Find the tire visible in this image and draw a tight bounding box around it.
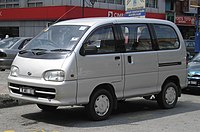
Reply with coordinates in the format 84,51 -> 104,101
156,82 -> 178,109
0,69 -> 5,71
86,89 -> 114,121
37,104 -> 58,111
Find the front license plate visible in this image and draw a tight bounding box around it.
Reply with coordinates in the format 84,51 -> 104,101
20,88 -> 35,95
189,81 -> 197,85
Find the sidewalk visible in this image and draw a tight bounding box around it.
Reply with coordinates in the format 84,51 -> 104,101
0,72 -> 28,108
0,83 -> 18,108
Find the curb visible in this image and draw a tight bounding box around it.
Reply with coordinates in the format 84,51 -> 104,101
0,94 -> 30,108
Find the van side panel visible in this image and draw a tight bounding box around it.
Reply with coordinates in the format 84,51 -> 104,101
155,24 -> 187,90
123,52 -> 159,97
76,54 -> 124,104
157,50 -> 187,89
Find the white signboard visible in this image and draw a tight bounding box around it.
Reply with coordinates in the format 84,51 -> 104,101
125,0 -> 146,11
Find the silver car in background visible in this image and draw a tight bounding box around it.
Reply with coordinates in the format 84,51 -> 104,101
0,37 -> 32,71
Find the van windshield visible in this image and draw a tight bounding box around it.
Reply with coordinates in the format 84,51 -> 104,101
24,25 -> 89,51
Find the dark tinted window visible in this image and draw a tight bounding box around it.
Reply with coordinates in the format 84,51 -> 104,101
84,26 -> 116,54
120,24 -> 153,52
154,24 -> 179,50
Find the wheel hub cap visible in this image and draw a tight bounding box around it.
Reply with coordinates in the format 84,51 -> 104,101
165,87 -> 176,105
94,95 -> 110,116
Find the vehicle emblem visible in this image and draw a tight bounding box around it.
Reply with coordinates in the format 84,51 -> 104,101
27,72 -> 32,76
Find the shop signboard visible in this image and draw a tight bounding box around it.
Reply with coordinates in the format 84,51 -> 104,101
176,16 -> 196,26
125,0 -> 146,18
0,6 -> 125,21
124,9 -> 145,17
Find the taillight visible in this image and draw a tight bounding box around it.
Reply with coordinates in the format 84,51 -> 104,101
0,52 -> 7,58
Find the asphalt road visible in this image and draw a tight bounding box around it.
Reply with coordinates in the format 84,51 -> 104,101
1,90 -> 200,132
0,70 -> 9,94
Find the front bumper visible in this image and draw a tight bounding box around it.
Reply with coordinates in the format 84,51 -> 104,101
187,77 -> 200,88
8,75 -> 77,106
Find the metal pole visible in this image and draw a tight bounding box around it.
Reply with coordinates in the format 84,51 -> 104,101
195,7 -> 200,52
82,0 -> 85,18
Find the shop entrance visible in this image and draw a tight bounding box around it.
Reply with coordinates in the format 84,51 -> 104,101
178,26 -> 195,39
0,27 -> 19,40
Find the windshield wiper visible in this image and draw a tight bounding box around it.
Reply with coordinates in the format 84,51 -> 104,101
31,48 -> 48,51
50,49 -> 71,52
31,48 -> 48,55
19,50 -> 28,54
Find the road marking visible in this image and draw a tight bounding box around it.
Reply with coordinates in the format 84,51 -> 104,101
4,130 -> 15,132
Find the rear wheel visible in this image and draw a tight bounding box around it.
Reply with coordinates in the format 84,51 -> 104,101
37,104 -> 58,111
156,82 -> 178,109
86,89 -> 114,121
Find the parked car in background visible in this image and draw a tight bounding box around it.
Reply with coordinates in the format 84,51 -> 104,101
0,37 -> 32,71
184,39 -> 196,60
187,53 -> 200,89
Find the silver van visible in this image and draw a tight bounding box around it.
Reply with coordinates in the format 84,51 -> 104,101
8,17 -> 187,121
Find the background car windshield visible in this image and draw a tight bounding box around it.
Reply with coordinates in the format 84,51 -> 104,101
192,54 -> 200,62
0,38 -> 20,49
24,25 -> 89,51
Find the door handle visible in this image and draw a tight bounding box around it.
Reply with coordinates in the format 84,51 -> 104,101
128,56 -> 132,63
115,56 -> 120,60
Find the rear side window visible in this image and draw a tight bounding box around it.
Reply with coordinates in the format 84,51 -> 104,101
120,24 -> 153,52
154,24 -> 180,50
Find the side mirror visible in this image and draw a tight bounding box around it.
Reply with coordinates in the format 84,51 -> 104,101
80,45 -> 98,56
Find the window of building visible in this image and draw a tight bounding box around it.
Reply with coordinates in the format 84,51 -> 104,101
107,0 -> 114,4
27,3 -> 34,7
0,0 -> 5,3
146,0 -> 158,8
6,4 -> 12,8
96,0 -> 124,5
13,3 -> 18,7
97,0 -> 106,3
115,0 -> 123,4
154,24 -> 179,50
0,4 -> 5,8
165,0 -> 174,11
27,0 -> 43,7
0,0 -> 19,8
120,24 -> 153,52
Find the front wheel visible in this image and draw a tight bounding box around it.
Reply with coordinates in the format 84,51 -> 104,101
156,82 -> 178,109
37,104 -> 58,111
86,89 -> 114,121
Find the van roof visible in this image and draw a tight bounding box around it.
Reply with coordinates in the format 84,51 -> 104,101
54,17 -> 175,27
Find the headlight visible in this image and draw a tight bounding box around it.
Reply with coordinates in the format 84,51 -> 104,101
44,70 -> 65,82
10,66 -> 19,77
